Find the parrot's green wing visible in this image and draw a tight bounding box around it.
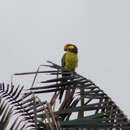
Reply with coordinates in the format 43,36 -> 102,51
61,53 -> 66,67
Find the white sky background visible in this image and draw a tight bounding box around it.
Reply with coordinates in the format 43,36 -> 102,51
0,0 -> 130,123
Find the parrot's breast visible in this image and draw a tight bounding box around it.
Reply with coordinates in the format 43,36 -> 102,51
65,52 -> 78,71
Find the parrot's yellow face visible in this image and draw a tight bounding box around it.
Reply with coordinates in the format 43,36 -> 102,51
64,44 -> 78,54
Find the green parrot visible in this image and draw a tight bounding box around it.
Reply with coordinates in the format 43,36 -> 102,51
59,44 -> 78,102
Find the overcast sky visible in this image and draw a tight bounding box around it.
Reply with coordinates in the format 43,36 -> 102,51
0,0 -> 130,120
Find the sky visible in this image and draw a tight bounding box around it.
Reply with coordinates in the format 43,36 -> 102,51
0,0 -> 130,122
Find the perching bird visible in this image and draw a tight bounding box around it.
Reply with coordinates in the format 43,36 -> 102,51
59,44 -> 78,102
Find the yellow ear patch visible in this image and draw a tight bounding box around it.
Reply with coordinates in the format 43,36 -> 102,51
68,45 -> 74,49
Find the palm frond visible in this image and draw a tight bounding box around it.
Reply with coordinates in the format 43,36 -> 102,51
25,61 -> 130,129
0,83 -> 47,130
0,100 -> 12,130
1,61 -> 127,129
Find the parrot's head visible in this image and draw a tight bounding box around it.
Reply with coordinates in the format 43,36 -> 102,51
64,44 -> 78,54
